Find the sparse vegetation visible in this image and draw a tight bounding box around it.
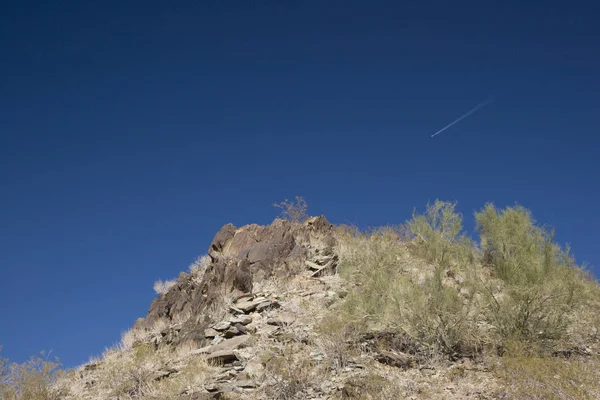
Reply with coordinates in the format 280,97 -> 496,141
273,196 -> 309,223
475,203 -> 589,347
495,340 -> 600,399
5,199 -> 599,399
0,347 -> 64,400
189,254 -> 211,275
329,199 -> 600,396
153,279 -> 177,295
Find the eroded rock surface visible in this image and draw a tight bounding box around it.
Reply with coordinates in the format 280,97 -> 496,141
134,216 -> 337,347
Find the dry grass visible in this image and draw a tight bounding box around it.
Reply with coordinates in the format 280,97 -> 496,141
120,318 -> 169,351
495,341 -> 600,399
153,279 -> 177,295
0,348 -> 64,400
58,340 -> 216,399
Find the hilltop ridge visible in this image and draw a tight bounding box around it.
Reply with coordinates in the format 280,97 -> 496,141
3,200 -> 600,399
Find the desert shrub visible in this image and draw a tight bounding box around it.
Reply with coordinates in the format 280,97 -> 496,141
189,254 -> 211,275
331,201 -> 597,358
401,272 -> 481,357
404,200 -> 476,268
262,344 -> 315,400
153,279 -> 177,295
476,204 -> 587,345
0,348 -> 64,400
273,196 -> 309,223
332,225 -> 481,358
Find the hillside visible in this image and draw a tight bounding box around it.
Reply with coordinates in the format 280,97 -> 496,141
2,201 -> 600,399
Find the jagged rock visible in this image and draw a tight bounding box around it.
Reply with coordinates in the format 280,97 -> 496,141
234,294 -> 253,303
232,380 -> 257,388
235,299 -> 266,313
232,323 -> 249,334
191,346 -> 212,355
223,326 -> 240,338
213,321 -> 231,331
267,312 -> 296,327
230,315 -> 252,325
204,328 -> 219,338
135,216 -> 336,347
206,349 -> 238,363
209,334 -> 251,353
256,300 -> 279,312
209,223 -> 237,256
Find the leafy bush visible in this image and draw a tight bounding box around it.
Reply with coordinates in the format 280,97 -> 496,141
273,196 -> 309,223
0,347 -> 63,400
330,200 -> 598,361
333,222 -> 481,358
404,200 -> 475,268
476,203 -> 586,345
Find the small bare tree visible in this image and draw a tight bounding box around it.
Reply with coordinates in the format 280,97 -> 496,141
273,196 -> 309,223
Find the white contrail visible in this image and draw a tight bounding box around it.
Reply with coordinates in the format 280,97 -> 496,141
430,98 -> 493,138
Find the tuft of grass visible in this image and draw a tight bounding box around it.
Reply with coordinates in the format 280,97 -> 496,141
153,279 -> 177,295
189,254 -> 211,276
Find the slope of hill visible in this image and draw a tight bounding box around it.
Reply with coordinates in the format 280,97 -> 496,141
2,201 -> 600,399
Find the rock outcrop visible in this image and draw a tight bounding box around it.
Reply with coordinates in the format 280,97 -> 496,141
134,216 -> 338,347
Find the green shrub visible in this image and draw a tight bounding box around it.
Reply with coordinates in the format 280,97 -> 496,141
404,200 -> 476,268
333,220 -> 481,358
475,204 -> 586,345
330,200 -> 598,361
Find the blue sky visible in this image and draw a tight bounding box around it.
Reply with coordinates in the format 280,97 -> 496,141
1,0 -> 599,368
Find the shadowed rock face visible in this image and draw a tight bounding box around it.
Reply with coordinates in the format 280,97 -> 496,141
134,216 -> 336,346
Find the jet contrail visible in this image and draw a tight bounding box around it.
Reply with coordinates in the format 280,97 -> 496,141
430,98 -> 493,138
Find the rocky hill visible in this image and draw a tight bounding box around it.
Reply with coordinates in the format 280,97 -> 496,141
4,201 -> 600,400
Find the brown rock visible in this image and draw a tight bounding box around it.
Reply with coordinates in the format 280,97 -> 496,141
209,223 -> 237,255
135,216 -> 336,347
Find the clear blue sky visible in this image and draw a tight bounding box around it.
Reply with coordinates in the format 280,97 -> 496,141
1,0 -> 598,368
